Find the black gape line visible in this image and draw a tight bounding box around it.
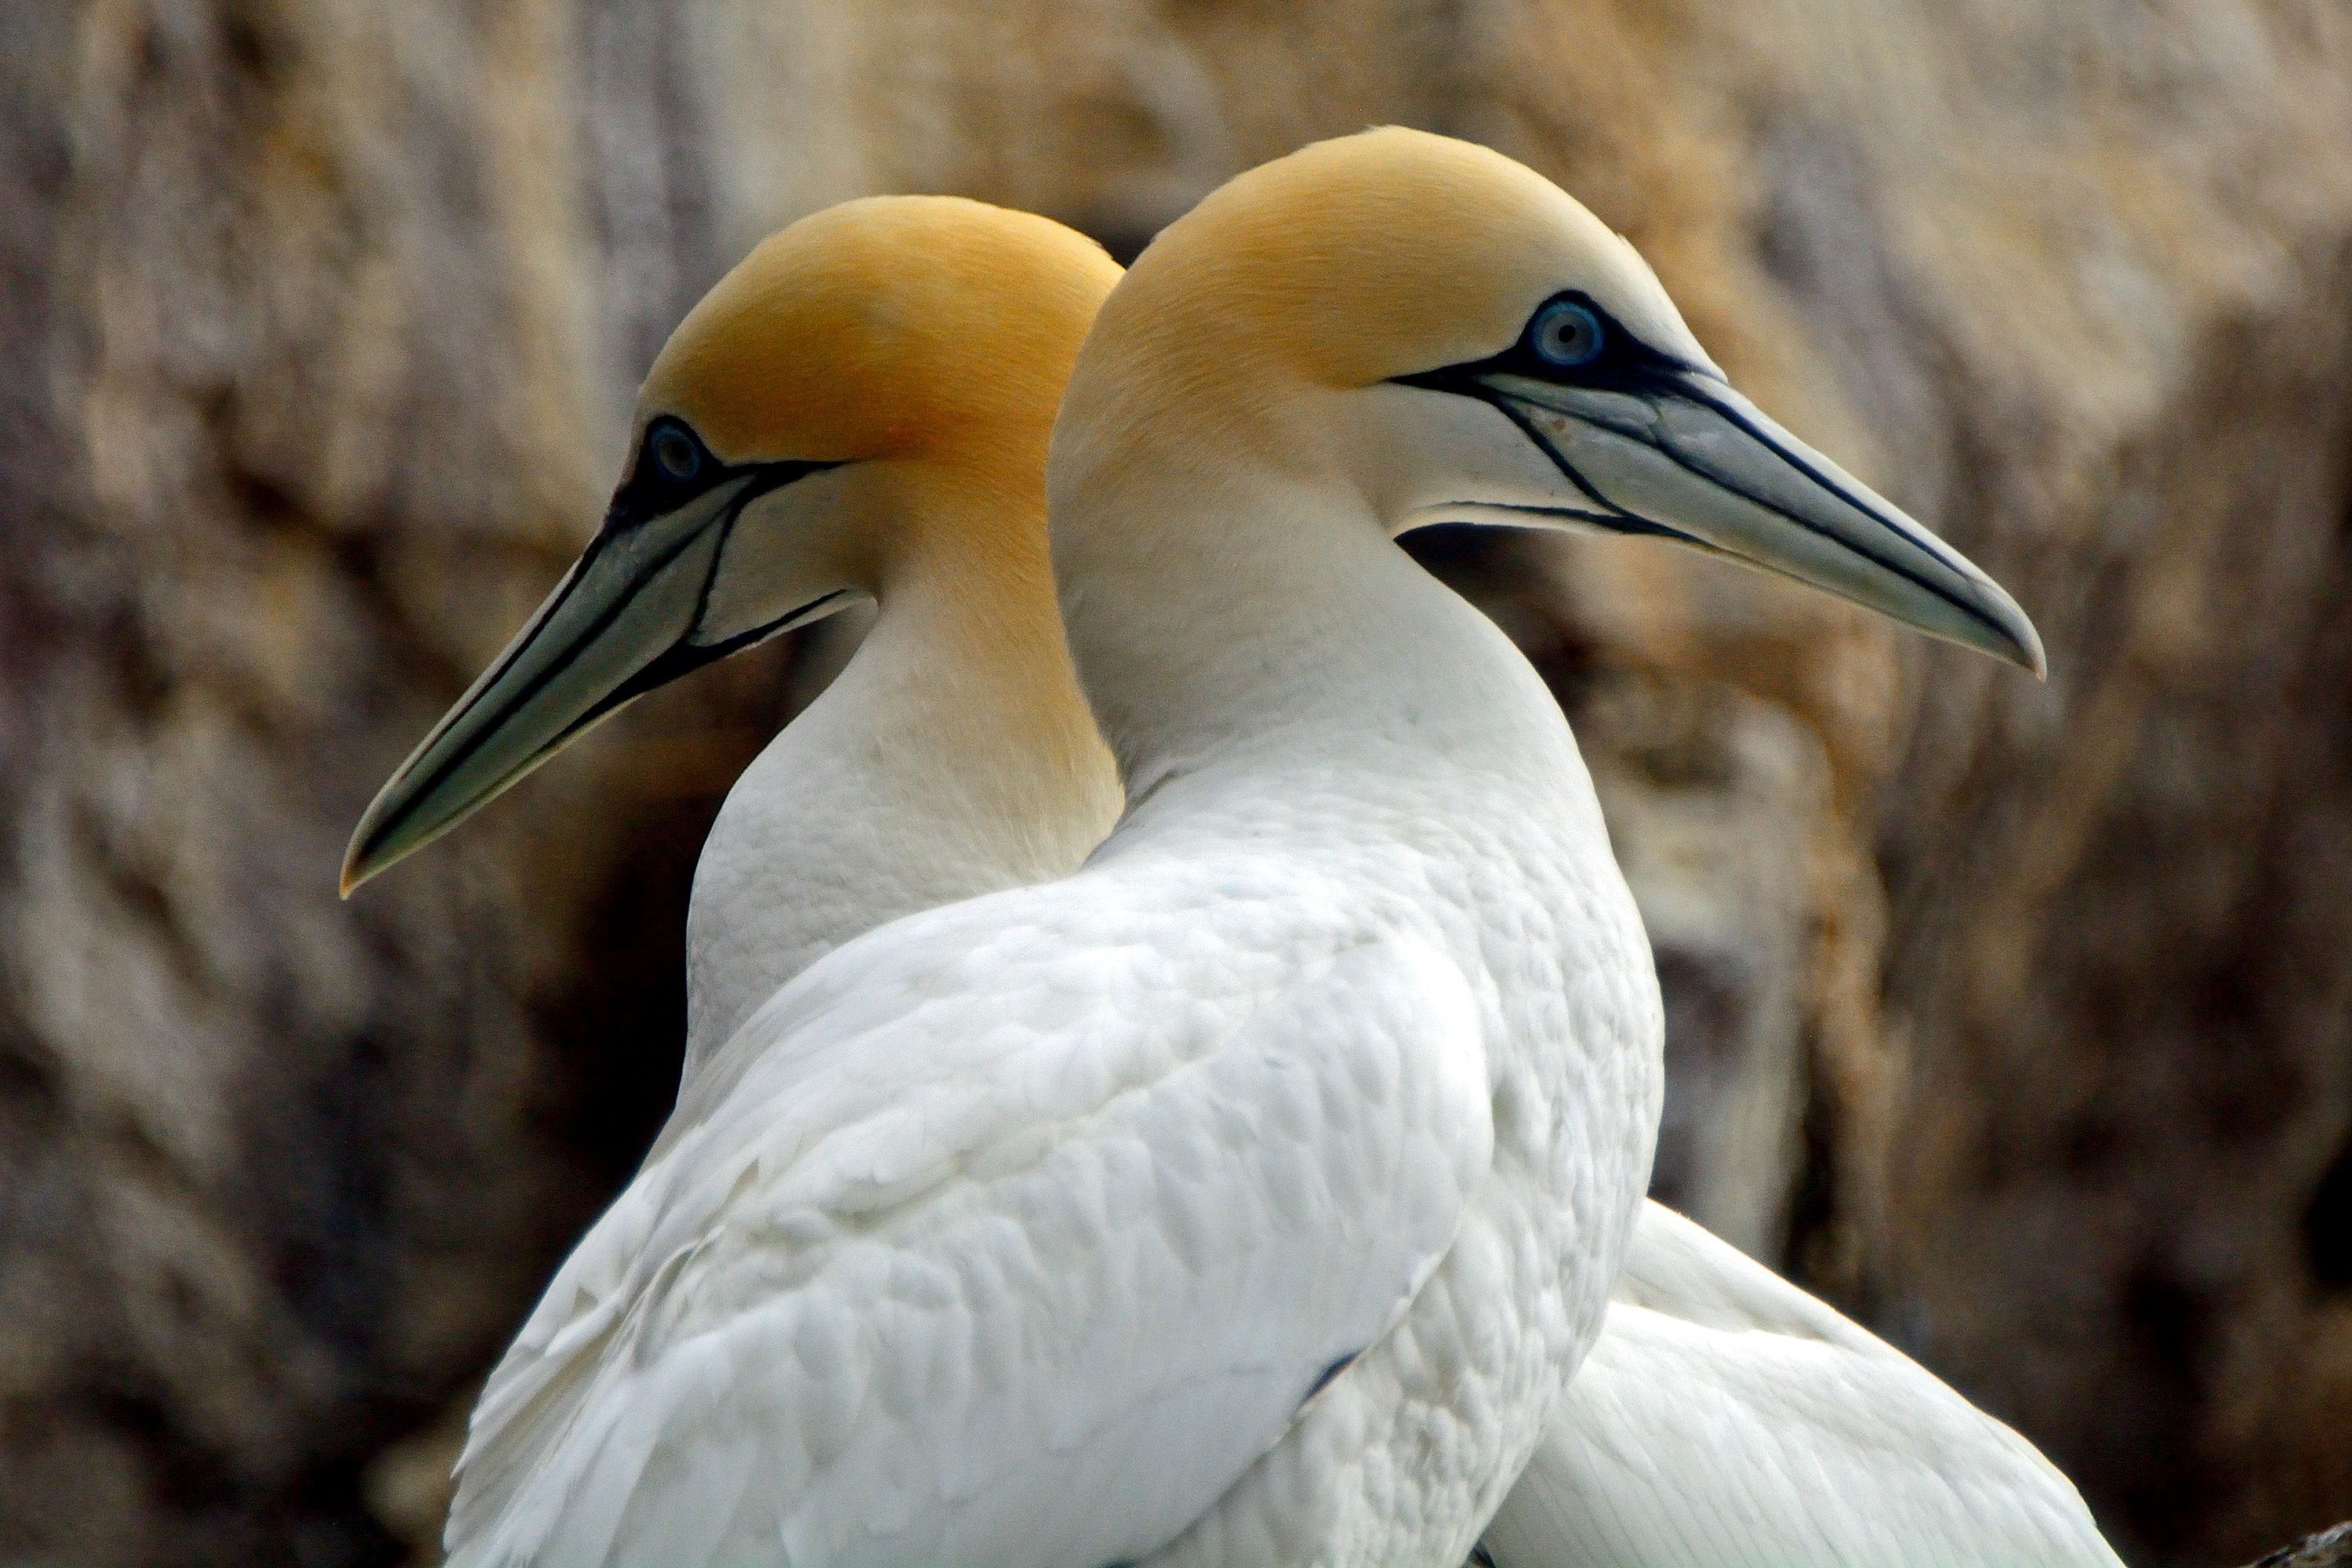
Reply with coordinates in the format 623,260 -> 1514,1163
1393,289 -> 1711,403
518,420 -> 850,758
1475,397 -> 1702,547
1391,290 -> 1716,550
536,586 -> 853,759
348,419 -> 841,861
1391,290 -> 1982,621
607,415 -> 838,541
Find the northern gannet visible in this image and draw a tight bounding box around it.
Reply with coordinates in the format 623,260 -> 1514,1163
1033,127 -> 2041,1566
341,135 -> 2051,1568
343,196 -> 1123,1080
351,192 -> 2110,1568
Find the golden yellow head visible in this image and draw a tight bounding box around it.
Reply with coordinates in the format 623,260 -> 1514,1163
1079,129 -> 1705,422
1057,127 -> 2042,676
343,197 -> 1120,894
643,196 -> 1120,497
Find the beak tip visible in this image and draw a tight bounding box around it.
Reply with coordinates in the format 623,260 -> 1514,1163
1985,593 -> 2048,681
2000,622 -> 2049,681
339,814 -> 391,899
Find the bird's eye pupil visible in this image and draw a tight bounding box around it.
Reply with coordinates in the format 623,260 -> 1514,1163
1533,301 -> 1603,368
651,426 -> 700,482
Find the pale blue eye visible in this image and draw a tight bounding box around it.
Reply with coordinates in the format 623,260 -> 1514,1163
1531,299 -> 1603,368
649,422 -> 702,482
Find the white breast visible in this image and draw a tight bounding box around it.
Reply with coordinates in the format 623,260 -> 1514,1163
684,604 -> 1113,1074
446,563 -> 1661,1568
686,702 -> 1048,1062
452,829 -> 1500,1567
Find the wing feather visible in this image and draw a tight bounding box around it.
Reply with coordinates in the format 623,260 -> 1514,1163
447,877 -> 1490,1568
1479,1203 -> 2122,1568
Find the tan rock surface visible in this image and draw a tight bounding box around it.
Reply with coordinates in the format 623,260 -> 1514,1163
4,1 -> 2350,1563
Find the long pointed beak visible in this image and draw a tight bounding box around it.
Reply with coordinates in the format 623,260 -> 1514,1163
341,475 -> 837,895
1479,368 -> 2045,677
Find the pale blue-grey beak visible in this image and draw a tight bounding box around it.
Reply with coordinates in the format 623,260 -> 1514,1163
1399,300 -> 2044,677
341,430 -> 840,895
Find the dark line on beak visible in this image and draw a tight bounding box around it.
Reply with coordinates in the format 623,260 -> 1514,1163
541,587 -> 854,757
1480,376 -> 2006,638
1635,381 -> 1985,617
1670,378 -> 1916,544
1421,499 -> 1626,529
351,507 -> 724,863
1483,398 -> 1704,547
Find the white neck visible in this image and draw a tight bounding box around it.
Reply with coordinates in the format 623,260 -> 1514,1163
684,551 -> 1118,1075
1053,456 -> 1587,825
1050,452 -> 1655,1067
1047,432 -> 1667,1537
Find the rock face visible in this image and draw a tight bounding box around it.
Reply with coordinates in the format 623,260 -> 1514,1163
3,1 -> 2350,1564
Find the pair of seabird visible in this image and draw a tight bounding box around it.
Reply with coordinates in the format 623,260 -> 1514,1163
344,129 -> 2113,1568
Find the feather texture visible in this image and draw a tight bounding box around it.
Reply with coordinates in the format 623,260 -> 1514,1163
1479,1204 -> 2122,1568
449,857 -> 1496,1567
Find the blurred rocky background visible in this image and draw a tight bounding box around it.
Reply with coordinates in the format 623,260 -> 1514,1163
3,0 -> 2350,1563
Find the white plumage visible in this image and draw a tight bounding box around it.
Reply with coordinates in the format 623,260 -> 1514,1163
344,137 -> 2097,1568
448,480 -> 1664,1563
1483,1203 -> 2122,1567
455,856 -> 1497,1565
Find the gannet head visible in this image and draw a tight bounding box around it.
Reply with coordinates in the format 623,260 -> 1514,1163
342,197 -> 1120,894
1057,126 -> 2043,677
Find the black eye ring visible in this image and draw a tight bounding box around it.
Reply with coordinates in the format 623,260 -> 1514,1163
645,419 -> 703,485
1530,299 -> 1605,369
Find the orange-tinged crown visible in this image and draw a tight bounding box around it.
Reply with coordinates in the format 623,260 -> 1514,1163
1058,128 -> 1708,472
641,196 -> 1121,486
